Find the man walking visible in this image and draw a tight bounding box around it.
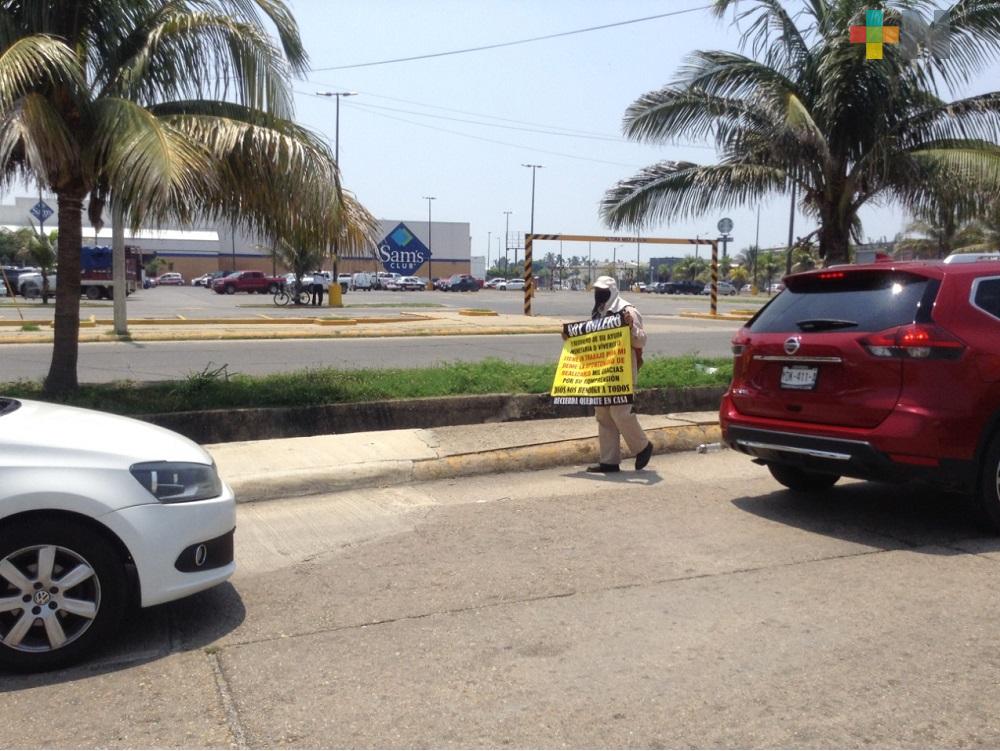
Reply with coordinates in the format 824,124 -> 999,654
586,276 -> 653,473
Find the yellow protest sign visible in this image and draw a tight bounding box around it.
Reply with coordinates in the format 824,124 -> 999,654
551,313 -> 634,406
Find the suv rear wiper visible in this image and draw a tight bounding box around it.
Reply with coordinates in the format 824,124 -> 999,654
795,319 -> 859,331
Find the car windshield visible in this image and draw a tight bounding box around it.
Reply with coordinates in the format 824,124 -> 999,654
0,398 -> 20,416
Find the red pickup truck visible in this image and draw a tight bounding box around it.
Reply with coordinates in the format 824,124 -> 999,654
212,270 -> 283,295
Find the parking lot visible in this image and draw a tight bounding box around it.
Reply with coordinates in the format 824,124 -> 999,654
0,282 -> 763,321
3,449 -> 1000,748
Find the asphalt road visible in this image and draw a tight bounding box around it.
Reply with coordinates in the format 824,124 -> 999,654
0,318 -> 738,383
4,450 -> 999,748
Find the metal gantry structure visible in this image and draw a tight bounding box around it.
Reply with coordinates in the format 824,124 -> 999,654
521,233 -> 722,317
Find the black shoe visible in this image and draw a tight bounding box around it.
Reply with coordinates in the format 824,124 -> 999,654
634,442 -> 653,471
586,463 -> 620,473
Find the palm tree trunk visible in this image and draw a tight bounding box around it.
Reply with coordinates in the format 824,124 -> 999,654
818,215 -> 851,266
43,191 -> 85,396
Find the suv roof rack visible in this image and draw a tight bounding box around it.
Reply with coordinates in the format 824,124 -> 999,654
943,252 -> 1000,264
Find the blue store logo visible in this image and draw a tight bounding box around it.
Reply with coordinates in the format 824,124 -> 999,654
377,222 -> 431,275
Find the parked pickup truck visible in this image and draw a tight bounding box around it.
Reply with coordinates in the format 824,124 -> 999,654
212,270 -> 283,295
660,280 -> 704,295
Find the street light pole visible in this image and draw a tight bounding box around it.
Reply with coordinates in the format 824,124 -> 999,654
786,183 -> 797,276
521,164 -> 543,236
521,164 -> 543,309
502,210 -> 512,278
423,196 -> 436,285
486,231 -> 491,272
316,91 -> 357,304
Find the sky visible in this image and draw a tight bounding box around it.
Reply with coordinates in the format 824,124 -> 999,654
286,0 -> 997,265
3,1 -> 992,265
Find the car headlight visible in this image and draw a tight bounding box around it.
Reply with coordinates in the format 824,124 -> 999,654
130,462 -> 223,503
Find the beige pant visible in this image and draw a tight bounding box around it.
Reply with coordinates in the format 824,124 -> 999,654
595,404 -> 649,465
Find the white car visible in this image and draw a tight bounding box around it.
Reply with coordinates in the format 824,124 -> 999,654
700,281 -> 738,296
392,276 -> 425,291
0,398 -> 235,671
506,278 -> 526,291
17,272 -> 57,297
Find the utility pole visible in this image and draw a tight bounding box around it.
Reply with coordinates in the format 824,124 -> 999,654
316,91 -> 357,306
786,184 -> 796,276
423,196 -> 435,287
755,205 -> 761,292
503,210 -> 512,278
486,231 -> 491,273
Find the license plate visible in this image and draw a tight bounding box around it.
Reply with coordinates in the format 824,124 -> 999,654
781,365 -> 818,390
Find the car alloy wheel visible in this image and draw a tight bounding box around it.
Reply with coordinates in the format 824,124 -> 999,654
0,544 -> 100,654
0,520 -> 126,671
978,435 -> 1000,531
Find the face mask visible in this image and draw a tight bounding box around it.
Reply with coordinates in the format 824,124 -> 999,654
592,287 -> 611,318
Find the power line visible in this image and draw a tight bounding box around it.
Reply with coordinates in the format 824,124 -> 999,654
336,101 -> 648,168
300,92 -> 625,142
299,89 -> 718,151
310,4 -> 714,71
303,81 -> 624,139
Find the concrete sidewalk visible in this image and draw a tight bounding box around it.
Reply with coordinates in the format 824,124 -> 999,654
209,411 -> 721,503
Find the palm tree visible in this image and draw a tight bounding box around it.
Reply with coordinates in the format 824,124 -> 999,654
271,188 -> 379,297
601,0 -> 1000,265
0,0 -> 354,395
759,251 -> 783,292
674,256 -> 708,281
17,226 -> 57,303
956,200 -> 1000,253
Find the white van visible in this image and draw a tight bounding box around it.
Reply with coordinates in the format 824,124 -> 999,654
351,272 -> 374,291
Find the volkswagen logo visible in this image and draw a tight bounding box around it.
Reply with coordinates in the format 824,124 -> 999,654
33,590 -> 51,605
784,336 -> 801,355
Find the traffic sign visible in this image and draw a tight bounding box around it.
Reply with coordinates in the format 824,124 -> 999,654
717,217 -> 734,234
30,200 -> 53,223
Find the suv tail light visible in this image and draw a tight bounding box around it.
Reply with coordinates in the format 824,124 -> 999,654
731,333 -> 751,378
860,324 -> 965,360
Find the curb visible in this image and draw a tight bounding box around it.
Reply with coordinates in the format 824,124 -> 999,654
225,421 -> 721,504
0,324 -> 562,345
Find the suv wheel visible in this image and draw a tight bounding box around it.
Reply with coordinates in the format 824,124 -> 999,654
978,434 -> 1000,530
224,284 -> 235,295
767,463 -> 840,492
0,519 -> 127,672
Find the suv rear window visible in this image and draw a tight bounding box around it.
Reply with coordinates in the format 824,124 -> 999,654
749,271 -> 934,334
973,277 -> 1000,320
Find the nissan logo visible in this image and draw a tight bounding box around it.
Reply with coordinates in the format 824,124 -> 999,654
784,337 -> 801,355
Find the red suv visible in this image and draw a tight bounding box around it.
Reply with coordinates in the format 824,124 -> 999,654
720,255 -> 1000,527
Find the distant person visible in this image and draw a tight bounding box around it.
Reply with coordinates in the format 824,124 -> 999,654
582,276 -> 653,474
311,272 -> 324,306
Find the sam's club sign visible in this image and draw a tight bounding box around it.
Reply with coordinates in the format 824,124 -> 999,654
377,222 -> 431,275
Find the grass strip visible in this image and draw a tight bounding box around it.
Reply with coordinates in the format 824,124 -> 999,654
0,355 -> 732,416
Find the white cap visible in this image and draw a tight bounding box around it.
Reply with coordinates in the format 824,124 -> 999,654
592,276 -> 616,289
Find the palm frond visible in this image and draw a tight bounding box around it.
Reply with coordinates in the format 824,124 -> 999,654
909,139 -> 1000,188
104,9 -> 293,118
601,160 -> 786,230
0,34 -> 82,110
221,0 -> 307,73
90,97 -> 217,228
922,0 -> 1000,87
0,92 -> 77,188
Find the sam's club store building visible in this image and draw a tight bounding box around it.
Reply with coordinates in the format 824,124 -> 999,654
339,219 -> 472,280
0,196 -> 473,281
